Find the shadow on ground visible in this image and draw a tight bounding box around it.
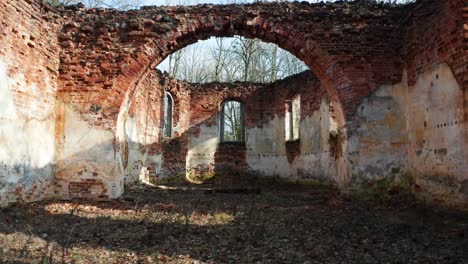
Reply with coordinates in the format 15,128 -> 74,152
0,183 -> 467,263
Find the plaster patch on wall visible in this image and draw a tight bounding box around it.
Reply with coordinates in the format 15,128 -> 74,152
404,63 -> 466,206
300,100 -> 330,154
123,114 -> 163,184
0,59 -> 56,205
246,100 -> 338,182
346,63 -> 467,208
246,154 -> 291,178
346,72 -> 414,195
247,115 -> 285,155
186,125 -> 219,178
54,103 -> 122,199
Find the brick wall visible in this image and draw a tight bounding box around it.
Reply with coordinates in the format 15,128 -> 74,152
403,0 -> 466,88
402,0 -> 467,164
343,0 -> 468,208
122,70 -> 334,183
56,0 -> 410,130
0,0 -> 61,206
398,0 -> 467,207
1,0 -> 466,208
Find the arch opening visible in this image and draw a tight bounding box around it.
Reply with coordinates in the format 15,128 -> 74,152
115,4 -> 354,190
117,15 -> 350,129
157,36 -> 308,84
3,0 -> 467,214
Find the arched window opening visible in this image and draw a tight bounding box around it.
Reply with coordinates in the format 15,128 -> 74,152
286,95 -> 301,141
220,100 -> 245,142
163,92 -> 174,139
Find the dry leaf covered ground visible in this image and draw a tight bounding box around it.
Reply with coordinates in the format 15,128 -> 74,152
0,183 -> 467,263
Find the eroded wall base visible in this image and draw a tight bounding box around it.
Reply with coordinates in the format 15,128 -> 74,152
347,63 -> 467,208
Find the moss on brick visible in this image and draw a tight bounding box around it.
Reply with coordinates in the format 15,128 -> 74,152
348,172 -> 414,203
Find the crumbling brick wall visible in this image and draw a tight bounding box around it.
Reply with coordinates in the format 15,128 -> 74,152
0,0 -> 61,206
56,0 -> 411,129
124,70 -> 192,183
342,0 -> 467,208
403,0 -> 466,88
1,0 -> 467,209
398,0 -> 468,206
123,70 -> 333,183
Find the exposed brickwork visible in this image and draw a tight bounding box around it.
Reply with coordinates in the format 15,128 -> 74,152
125,70 -> 327,181
68,179 -> 107,199
403,0 -> 466,88
55,1 -> 414,128
401,0 -> 467,144
214,142 -> 248,184
1,0 -> 467,209
54,0 -> 465,131
0,0 -> 60,117
0,0 -> 61,206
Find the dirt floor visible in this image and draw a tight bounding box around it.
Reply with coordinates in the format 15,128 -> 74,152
0,183 -> 467,264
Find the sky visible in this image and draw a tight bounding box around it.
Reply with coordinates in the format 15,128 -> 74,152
157,37 -> 231,73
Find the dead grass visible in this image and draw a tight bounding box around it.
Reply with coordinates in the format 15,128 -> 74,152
0,183 -> 466,263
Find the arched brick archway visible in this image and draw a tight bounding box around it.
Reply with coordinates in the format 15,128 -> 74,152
119,27 -> 354,126
57,1 -> 406,129
1,0 -> 466,208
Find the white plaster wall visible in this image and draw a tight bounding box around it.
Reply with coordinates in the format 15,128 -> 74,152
123,115 -> 144,183
247,115 -> 286,156
347,63 -> 467,207
297,101 -> 338,182
246,116 -> 290,178
123,114 -> 163,184
0,59 -> 56,205
245,155 -> 292,178
404,64 -> 466,205
54,103 -> 123,199
300,100 -> 330,153
246,100 -> 338,182
347,87 -> 408,185
186,125 -> 219,177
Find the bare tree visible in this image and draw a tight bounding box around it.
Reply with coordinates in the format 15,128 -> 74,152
158,36 -> 308,84
231,37 -> 264,82
223,101 -> 242,141
46,0 -> 78,5
211,38 -> 229,82
47,0 -> 143,9
178,45 -> 210,83
168,49 -> 184,78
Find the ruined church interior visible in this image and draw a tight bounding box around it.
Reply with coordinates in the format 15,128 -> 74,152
0,0 -> 467,262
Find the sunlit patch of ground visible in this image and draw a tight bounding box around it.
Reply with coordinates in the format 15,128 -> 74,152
0,183 -> 467,263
